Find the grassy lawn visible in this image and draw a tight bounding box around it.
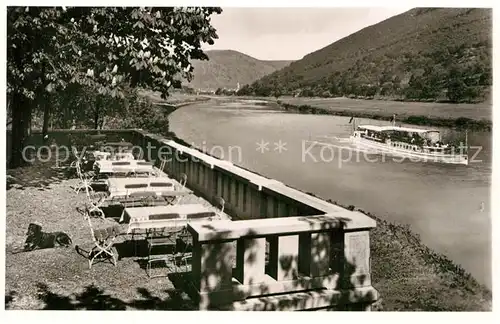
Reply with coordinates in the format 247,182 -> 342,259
279,97 -> 492,121
368,213 -> 491,311
5,160 -> 492,311
138,90 -> 210,106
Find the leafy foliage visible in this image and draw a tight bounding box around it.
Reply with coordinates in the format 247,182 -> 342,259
28,85 -> 173,139
238,8 -> 492,103
7,6 -> 222,168
109,89 -> 171,136
215,87 -> 237,96
8,7 -> 222,100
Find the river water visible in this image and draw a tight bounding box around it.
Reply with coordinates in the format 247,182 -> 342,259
169,99 -> 492,289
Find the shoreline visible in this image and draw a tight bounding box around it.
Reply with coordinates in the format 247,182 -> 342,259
169,94 -> 492,132
275,101 -> 492,132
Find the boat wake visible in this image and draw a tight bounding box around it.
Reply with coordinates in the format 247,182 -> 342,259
305,136 -> 379,155
315,135 -> 351,143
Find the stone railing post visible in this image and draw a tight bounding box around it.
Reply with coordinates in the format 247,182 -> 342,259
343,230 -> 371,288
298,231 -> 334,280
235,237 -> 267,286
190,233 -> 235,310
267,234 -> 300,281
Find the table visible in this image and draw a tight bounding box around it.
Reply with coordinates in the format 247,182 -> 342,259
103,141 -> 134,147
92,151 -> 135,161
99,142 -> 134,154
95,160 -> 154,174
124,204 -> 219,233
112,190 -> 190,204
107,177 -> 175,198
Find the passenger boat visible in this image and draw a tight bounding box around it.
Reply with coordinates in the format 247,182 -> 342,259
349,119 -> 468,165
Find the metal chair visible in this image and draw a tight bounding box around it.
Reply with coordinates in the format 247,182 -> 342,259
74,161 -> 95,194
214,196 -> 225,218
69,146 -> 82,169
125,191 -> 158,207
146,215 -> 184,278
87,214 -> 120,269
155,159 -> 167,177
111,167 -> 130,178
172,210 -> 219,272
157,191 -> 189,206
178,173 -> 188,189
174,228 -> 193,273
168,173 -> 188,206
84,185 -> 107,219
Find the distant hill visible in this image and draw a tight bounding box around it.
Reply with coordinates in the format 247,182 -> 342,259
238,8 -> 492,103
184,50 -> 292,91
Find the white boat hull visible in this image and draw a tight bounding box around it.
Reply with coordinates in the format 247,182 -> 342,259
349,136 -> 468,165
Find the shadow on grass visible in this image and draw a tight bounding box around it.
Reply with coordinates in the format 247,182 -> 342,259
74,245 -> 117,268
6,161 -> 70,191
6,149 -> 100,192
5,282 -> 197,310
5,291 -> 16,309
115,239 -> 149,259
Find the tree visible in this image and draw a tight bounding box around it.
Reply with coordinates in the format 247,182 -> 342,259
447,65 -> 466,102
236,84 -> 251,96
7,6 -> 222,168
329,82 -> 339,97
272,86 -> 282,99
406,74 -> 425,99
116,89 -> 170,135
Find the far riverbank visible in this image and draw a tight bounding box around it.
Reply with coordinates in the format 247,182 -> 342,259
275,97 -> 492,132
168,94 -> 492,131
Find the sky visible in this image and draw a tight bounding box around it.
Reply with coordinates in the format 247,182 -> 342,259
203,7 -> 414,61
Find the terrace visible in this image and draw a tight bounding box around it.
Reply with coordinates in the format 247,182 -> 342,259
6,128 -> 490,311
5,129 -> 378,311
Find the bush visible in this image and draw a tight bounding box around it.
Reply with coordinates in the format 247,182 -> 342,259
113,90 -> 170,136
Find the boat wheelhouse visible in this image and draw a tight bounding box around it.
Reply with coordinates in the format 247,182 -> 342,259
350,124 -> 468,165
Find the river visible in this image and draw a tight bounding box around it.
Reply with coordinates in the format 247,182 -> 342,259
169,98 -> 492,289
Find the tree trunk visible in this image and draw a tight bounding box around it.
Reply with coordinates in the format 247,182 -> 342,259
61,92 -> 68,129
94,108 -> 99,130
100,116 -> 106,130
42,93 -> 50,142
9,92 -> 32,169
94,95 -> 102,130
